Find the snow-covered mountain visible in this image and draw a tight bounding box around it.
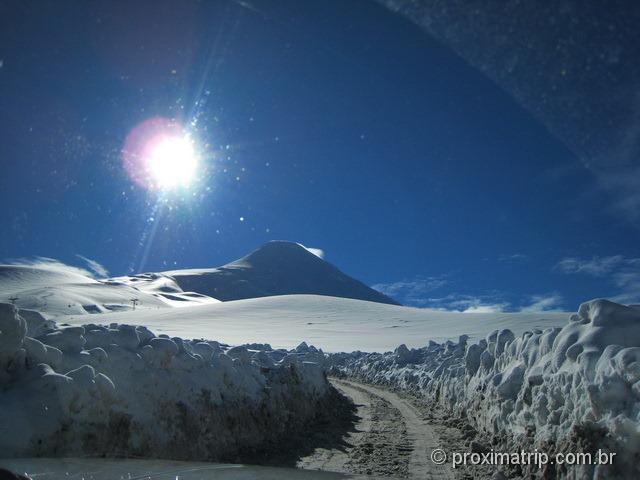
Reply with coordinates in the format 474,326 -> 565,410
162,241 -> 400,305
0,264 -> 217,317
0,241 -> 397,317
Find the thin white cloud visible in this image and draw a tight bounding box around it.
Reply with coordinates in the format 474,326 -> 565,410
76,255 -> 109,278
498,253 -> 529,263
555,255 -> 629,276
431,294 -> 509,313
374,279 -> 565,313
373,276 -> 449,306
397,291 -> 510,312
519,293 -> 564,312
297,243 -> 325,259
555,255 -> 640,304
4,257 -> 95,279
438,293 -> 563,313
462,304 -> 505,314
304,247 -> 325,259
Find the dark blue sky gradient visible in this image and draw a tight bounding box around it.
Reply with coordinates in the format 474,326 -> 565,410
0,0 -> 637,311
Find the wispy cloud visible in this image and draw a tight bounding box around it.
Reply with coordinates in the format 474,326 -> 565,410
374,278 -> 564,313
555,255 -> 640,304
518,293 -> 564,312
76,255 -> 109,278
498,253 -> 529,263
4,256 -> 109,280
462,304 -> 506,314
305,248 -> 325,259
429,292 -> 563,313
432,292 -> 564,313
373,276 -> 449,306
430,294 -> 509,313
4,257 -> 96,279
555,255 -> 631,276
297,243 -> 325,259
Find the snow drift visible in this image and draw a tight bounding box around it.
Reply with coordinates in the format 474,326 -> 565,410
331,299 -> 640,479
0,303 -> 332,461
163,241 -> 400,305
0,264 -> 218,317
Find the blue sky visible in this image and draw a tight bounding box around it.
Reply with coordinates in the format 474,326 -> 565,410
1,0 -> 638,312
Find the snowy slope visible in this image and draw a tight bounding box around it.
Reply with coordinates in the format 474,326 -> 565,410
65,294 -> 570,352
0,265 -> 218,317
162,241 -> 400,305
106,273 -> 220,308
0,264 -> 99,294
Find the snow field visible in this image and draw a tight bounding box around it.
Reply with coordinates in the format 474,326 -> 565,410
65,294 -> 569,352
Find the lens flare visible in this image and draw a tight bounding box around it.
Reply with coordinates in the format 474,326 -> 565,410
122,117 -> 201,191
147,135 -> 198,188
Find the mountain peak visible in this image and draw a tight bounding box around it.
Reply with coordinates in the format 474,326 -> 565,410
165,241 -> 400,305
231,241 -> 324,268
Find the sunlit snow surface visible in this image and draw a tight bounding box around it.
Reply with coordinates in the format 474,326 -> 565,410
65,294 -> 569,352
0,264 -> 219,316
0,458 -> 361,480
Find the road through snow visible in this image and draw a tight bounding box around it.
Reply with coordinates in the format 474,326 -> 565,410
298,379 -> 455,479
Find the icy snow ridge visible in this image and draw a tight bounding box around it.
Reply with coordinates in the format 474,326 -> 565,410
0,303 -> 330,460
331,299 -> 640,479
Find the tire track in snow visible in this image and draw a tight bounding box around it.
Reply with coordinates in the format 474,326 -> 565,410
298,378 -> 455,479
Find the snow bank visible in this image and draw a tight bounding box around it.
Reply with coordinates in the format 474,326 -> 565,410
330,299 -> 640,479
0,303 -> 331,461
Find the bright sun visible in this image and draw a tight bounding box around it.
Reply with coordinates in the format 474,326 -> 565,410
146,135 -> 199,189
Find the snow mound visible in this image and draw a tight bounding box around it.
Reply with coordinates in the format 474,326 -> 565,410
0,303 -> 331,460
163,240 -> 400,305
332,299 -> 640,479
106,272 -> 221,307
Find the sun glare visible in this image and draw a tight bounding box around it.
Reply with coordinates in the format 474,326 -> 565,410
146,135 -> 199,189
122,117 -> 203,192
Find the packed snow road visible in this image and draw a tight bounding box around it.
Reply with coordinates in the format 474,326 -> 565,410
299,379 -> 455,479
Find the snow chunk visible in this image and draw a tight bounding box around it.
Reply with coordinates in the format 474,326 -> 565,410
39,326 -> 85,353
